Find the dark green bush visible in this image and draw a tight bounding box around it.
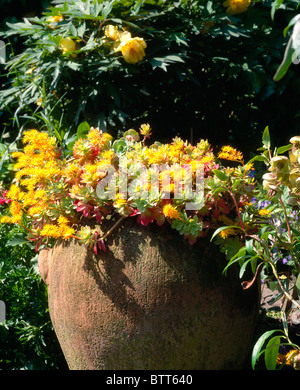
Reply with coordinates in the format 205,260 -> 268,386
0,221 -> 67,369
1,0 -> 300,155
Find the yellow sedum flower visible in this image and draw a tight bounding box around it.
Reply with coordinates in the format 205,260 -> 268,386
223,0 -> 251,15
218,145 -> 244,164
40,216 -> 75,241
219,227 -> 237,239
162,204 -> 181,220
258,209 -> 271,216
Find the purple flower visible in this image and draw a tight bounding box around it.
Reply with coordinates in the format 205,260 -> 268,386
248,169 -> 256,179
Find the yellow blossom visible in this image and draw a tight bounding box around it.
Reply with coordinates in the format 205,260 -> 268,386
9,200 -> 23,223
57,215 -> 70,226
48,14 -> 63,24
64,162 -> 81,181
101,133 -> 113,147
25,66 -> 36,75
200,153 -> 215,165
40,221 -> 75,240
40,224 -> 61,239
218,145 -> 244,164
258,209 -> 271,216
219,227 -> 237,239
244,162 -> 254,172
162,203 -> 181,220
276,349 -> 300,367
36,97 -> 43,106
60,37 -> 76,55
0,216 -> 13,224
28,203 -> 48,216
60,226 -> 75,240
87,127 -> 103,145
223,0 -> 251,15
140,123 -> 152,137
6,184 -> 23,201
115,32 -> 147,64
104,25 -> 120,41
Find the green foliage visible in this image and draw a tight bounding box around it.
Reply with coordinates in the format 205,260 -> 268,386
212,129 -> 300,370
1,0 -> 300,370
0,222 -> 66,369
1,0 -> 299,151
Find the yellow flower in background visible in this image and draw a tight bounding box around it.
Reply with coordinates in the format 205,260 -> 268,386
36,97 -> 43,107
104,25 -> 120,41
48,14 -> 63,25
223,0 -> 251,15
60,37 -> 76,55
115,32 -> 147,64
258,209 -> 271,216
219,227 -> 237,239
25,66 -> 36,75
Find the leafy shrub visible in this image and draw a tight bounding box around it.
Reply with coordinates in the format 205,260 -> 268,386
212,129 -> 300,370
0,213 -> 67,369
1,0 -> 300,152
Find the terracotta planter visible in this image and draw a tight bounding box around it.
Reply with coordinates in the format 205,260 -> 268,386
38,220 -> 260,370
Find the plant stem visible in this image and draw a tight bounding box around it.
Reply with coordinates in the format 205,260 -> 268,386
229,188 -> 245,231
269,261 -> 300,311
101,216 -> 126,241
279,197 -> 292,243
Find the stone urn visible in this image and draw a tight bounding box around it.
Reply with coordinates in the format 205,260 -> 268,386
38,219 -> 260,370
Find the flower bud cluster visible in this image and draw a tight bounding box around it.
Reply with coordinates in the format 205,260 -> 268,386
263,136 -> 300,204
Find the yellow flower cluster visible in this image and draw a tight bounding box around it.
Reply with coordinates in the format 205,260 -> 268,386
1,130 -> 61,226
162,203 -> 181,220
219,227 -> 237,239
218,145 -> 244,164
40,216 -> 75,240
104,25 -> 147,64
2,124 -> 249,251
263,136 -> 300,204
276,349 -> 300,369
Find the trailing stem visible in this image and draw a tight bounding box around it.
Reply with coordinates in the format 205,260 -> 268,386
229,188 -> 245,232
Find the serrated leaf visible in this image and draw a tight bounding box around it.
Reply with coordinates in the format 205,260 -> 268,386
65,61 -> 82,71
77,21 -> 86,38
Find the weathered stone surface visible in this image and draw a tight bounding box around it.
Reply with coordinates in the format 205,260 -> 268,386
39,219 -> 260,370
